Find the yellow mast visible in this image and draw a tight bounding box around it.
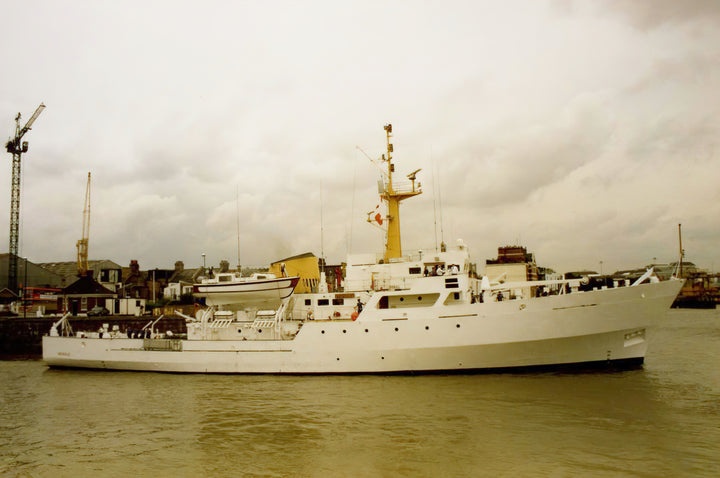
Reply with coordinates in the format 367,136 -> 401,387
379,124 -> 422,262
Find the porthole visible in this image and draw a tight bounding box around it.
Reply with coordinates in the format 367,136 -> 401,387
258,329 -> 262,333
425,326 -> 429,330
400,297 -> 404,302
394,327 -> 399,332
456,324 -> 460,328
343,329 -> 347,334
336,357 -> 340,361
418,296 -> 423,301
321,330 -> 325,334
365,329 -> 369,333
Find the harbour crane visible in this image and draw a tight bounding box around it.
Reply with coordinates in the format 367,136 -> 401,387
5,103 -> 45,294
77,172 -> 91,276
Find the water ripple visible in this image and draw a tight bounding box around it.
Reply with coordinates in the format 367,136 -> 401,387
1,310 -> 719,477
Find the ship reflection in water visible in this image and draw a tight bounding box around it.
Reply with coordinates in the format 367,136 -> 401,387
2,309 -> 719,477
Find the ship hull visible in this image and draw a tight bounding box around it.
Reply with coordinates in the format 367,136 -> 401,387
43,280 -> 681,373
42,330 -> 646,373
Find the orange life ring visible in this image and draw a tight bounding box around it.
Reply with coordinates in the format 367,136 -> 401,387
351,312 -> 359,321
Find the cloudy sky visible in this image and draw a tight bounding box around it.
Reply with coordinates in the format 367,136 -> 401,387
1,0 -> 718,274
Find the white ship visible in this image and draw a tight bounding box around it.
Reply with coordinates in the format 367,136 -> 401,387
42,124 -> 683,373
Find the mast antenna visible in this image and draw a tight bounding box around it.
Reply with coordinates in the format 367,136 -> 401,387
432,155 -> 438,251
678,223 -> 684,278
236,185 -> 241,273
436,160 -> 445,251
320,182 -> 325,272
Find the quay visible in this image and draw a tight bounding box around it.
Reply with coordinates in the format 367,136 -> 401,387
0,315 -> 186,357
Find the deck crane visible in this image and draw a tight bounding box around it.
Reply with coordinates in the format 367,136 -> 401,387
77,172 -> 91,276
5,103 -> 45,294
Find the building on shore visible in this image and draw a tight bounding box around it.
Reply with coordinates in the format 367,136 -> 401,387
39,259 -> 122,292
485,246 -> 540,299
58,274 -> 116,315
269,253 -> 320,293
0,255 -> 65,315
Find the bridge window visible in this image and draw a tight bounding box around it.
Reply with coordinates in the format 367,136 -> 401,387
445,277 -> 459,289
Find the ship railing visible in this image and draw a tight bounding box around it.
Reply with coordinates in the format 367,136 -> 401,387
384,178 -> 421,195
239,298 -> 291,337
272,298 -> 292,333
349,251 -> 430,265
471,269 -> 661,302
474,277 -> 579,300
346,277 -> 415,292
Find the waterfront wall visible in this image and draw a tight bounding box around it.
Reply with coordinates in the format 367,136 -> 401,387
0,315 -> 187,357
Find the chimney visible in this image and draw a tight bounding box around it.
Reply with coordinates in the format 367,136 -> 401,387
175,261 -> 184,272
130,260 -> 139,275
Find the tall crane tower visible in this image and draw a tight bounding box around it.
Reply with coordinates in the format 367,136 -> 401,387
5,103 -> 45,294
77,172 -> 91,277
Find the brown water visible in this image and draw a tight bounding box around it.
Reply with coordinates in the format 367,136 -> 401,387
1,309 -> 719,477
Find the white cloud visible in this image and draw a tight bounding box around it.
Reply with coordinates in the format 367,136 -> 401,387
0,0 -> 718,274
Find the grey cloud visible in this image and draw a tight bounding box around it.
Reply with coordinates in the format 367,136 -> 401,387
446,97 -> 615,209
603,0 -> 720,29
3,1 -> 720,273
